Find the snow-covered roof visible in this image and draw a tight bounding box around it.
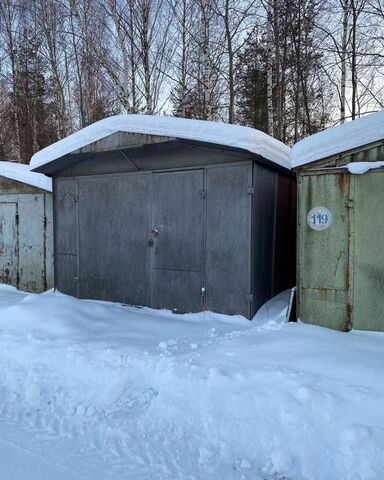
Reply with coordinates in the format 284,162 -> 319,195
0,161 -> 52,192
30,115 -> 291,170
290,110 -> 384,168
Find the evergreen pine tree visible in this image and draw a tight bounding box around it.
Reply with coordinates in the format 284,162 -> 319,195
236,35 -> 268,132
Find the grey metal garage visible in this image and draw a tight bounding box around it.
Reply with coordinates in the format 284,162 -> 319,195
32,115 -> 295,318
0,161 -> 53,292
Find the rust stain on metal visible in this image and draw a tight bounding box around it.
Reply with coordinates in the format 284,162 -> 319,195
345,175 -> 354,332
43,194 -> 48,291
333,251 -> 343,276
317,288 -> 328,298
337,174 -> 348,196
345,303 -> 353,332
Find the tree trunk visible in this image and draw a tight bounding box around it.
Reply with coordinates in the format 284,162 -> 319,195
201,0 -> 211,120
140,0 -> 153,114
108,0 -> 131,113
273,0 -> 281,140
351,0 -> 357,120
266,2 -> 274,137
128,0 -> 139,113
340,0 -> 349,124
224,0 -> 234,123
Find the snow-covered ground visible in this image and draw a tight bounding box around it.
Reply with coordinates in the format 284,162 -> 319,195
0,285 -> 383,480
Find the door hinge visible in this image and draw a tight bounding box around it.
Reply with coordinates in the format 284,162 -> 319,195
73,276 -> 79,284
201,190 -> 207,198
344,199 -> 354,208
248,187 -> 255,195
246,293 -> 254,302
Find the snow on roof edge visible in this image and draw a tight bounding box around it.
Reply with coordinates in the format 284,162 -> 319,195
0,161 -> 52,192
30,115 -> 291,171
290,111 -> 384,168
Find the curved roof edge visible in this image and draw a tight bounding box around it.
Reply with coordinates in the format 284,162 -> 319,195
290,110 -> 384,168
0,161 -> 52,192
30,115 -> 291,171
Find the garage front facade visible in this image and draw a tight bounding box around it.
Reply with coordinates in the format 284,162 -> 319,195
0,162 -> 53,293
33,115 -> 295,318
291,110 -> 384,331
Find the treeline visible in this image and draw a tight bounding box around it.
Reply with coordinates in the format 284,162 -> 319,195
0,0 -> 383,163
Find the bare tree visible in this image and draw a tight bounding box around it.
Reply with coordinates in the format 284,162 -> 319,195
37,0 -> 67,137
213,0 -> 256,123
0,0 -> 22,159
0,0 -> 383,160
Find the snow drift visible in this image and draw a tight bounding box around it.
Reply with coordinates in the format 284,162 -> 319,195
0,285 -> 383,479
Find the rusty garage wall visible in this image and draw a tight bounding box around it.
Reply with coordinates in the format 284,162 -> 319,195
0,177 -> 53,292
296,142 -> 384,332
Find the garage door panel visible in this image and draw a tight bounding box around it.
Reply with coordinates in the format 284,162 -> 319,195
150,170 -> 204,312
0,202 -> 18,287
77,174 -> 150,305
205,165 -> 251,317
299,174 -> 349,290
353,171 -> 384,330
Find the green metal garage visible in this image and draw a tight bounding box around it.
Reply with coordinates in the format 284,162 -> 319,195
291,110 -> 384,331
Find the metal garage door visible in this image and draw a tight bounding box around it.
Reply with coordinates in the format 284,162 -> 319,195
205,164 -> 252,317
77,173 -> 151,305
150,170 -> 204,312
0,202 -> 18,287
298,173 -> 351,331
353,170 -> 384,330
